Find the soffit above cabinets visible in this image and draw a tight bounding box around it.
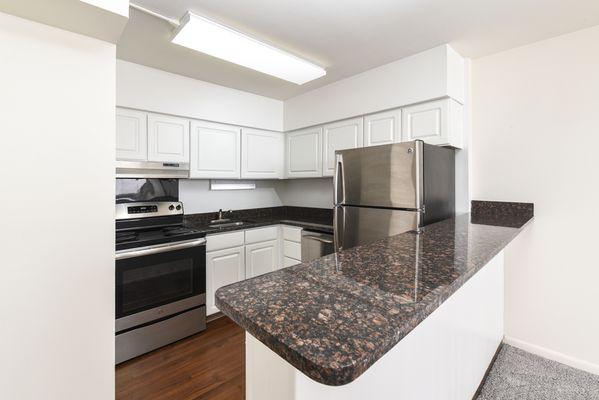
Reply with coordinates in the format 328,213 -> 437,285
117,0 -> 599,100
0,0 -> 129,43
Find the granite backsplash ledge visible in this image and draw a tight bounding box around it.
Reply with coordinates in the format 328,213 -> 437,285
471,200 -> 534,228
184,206 -> 333,227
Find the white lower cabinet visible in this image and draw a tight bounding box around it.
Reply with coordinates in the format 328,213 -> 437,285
282,225 -> 302,267
284,256 -> 301,268
205,225 -> 290,316
245,240 -> 279,279
205,245 -> 245,316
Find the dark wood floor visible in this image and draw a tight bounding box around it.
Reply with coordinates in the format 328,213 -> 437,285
116,316 -> 245,400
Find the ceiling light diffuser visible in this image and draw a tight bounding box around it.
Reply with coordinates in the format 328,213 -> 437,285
172,12 -> 326,85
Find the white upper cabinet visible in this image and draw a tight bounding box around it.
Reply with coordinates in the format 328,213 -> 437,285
285,127 -> 322,178
402,98 -> 463,148
363,109 -> 402,147
245,240 -> 279,278
241,128 -> 284,179
116,108 -> 147,161
322,117 -> 364,176
147,113 -> 189,163
190,120 -> 241,179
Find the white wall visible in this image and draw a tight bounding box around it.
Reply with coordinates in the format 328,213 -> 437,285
179,178 -> 334,214
455,59 -> 472,214
471,25 -> 599,373
0,12 -> 115,400
276,179 -> 334,209
0,0 -> 129,43
180,180 -> 283,214
117,60 -> 284,131
284,45 -> 464,131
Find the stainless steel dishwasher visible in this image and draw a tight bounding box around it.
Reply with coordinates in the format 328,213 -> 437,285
301,231 -> 334,262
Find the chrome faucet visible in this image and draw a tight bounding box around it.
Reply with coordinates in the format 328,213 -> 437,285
211,209 -> 232,223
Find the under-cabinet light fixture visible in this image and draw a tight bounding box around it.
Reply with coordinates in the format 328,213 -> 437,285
171,12 -> 326,85
210,180 -> 256,191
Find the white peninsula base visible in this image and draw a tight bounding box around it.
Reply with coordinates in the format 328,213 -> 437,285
246,252 -> 504,400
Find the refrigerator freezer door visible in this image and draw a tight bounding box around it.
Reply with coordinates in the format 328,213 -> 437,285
334,141 -> 423,209
334,206 -> 420,251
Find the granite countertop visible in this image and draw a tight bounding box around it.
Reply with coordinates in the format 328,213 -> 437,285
215,202 -> 533,386
186,216 -> 333,235
184,206 -> 334,235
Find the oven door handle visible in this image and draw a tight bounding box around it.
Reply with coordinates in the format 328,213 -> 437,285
115,238 -> 207,260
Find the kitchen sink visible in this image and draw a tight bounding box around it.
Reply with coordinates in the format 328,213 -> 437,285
208,221 -> 246,228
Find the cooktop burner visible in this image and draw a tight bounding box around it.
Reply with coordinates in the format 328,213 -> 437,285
116,232 -> 138,244
116,224 -> 205,251
163,226 -> 195,236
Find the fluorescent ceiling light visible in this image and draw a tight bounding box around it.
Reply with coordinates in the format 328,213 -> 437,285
172,12 -> 326,85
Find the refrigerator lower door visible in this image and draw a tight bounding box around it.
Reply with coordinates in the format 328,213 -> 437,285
334,206 -> 420,251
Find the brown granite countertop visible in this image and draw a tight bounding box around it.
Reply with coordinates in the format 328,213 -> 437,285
215,203 -> 533,386
184,206 -> 334,235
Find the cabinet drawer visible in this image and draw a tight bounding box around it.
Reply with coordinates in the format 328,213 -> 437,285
283,240 -> 301,260
282,225 -> 302,242
283,256 -> 301,268
206,231 -> 245,252
245,226 -> 278,244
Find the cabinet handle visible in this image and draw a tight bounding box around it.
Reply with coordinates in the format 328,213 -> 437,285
115,238 -> 206,260
303,235 -> 334,244
334,153 -> 345,205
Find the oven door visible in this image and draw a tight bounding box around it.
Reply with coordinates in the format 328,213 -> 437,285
115,238 -> 206,333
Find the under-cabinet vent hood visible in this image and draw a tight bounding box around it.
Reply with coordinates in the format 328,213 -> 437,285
116,161 -> 189,179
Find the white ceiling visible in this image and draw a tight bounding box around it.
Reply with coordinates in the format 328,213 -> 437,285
117,0 -> 599,100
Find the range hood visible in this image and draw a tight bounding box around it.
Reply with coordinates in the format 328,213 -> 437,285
116,161 -> 189,179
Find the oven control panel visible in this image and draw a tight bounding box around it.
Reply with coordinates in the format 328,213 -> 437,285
116,202 -> 184,220
128,205 -> 158,214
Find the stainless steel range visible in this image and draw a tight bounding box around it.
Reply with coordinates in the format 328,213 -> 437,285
115,179 -> 206,364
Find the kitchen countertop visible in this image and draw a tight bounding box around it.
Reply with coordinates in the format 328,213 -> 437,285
215,205 -> 533,386
186,217 -> 333,235
184,206 -> 334,235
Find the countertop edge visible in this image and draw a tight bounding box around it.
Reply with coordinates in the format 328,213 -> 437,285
215,214 -> 533,386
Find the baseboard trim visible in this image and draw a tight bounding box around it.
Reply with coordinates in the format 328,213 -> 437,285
504,336 -> 599,375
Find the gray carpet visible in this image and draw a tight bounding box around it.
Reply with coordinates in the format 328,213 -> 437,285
477,344 -> 599,400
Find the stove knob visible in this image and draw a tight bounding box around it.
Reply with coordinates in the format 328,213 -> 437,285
176,205 -> 182,211
168,205 -> 175,211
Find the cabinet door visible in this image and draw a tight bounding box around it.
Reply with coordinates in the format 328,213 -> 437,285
206,246 -> 245,316
241,128 -> 284,179
245,240 -> 279,278
116,108 -> 147,161
322,117 -> 364,176
285,127 -> 322,178
402,99 -> 463,148
190,120 -> 241,179
364,109 -> 401,147
147,113 -> 190,163
283,257 -> 301,268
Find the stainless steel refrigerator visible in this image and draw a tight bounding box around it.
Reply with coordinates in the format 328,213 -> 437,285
333,140 -> 455,251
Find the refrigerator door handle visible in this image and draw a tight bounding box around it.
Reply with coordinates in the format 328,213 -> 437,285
334,153 -> 345,205
334,206 -> 345,252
